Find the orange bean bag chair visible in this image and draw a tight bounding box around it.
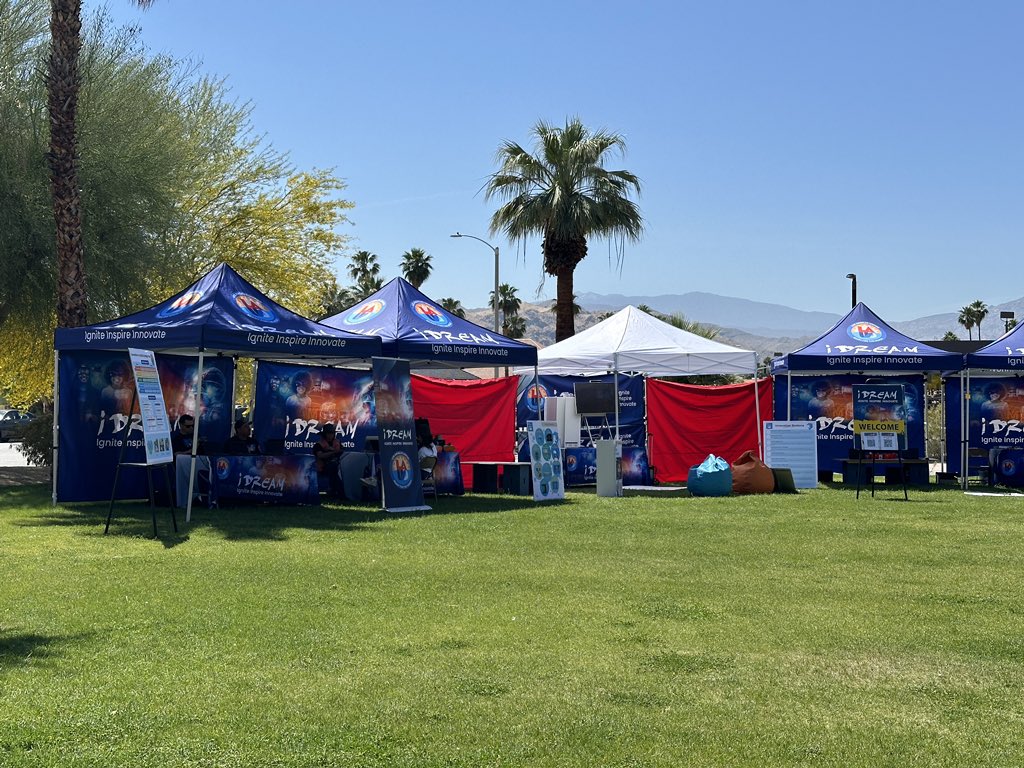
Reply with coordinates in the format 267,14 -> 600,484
731,450 -> 775,494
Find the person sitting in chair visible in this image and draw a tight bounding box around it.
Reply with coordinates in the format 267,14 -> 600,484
171,414 -> 197,456
224,418 -> 260,455
417,433 -> 437,461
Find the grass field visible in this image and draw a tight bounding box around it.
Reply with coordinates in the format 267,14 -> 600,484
2,483 -> 1023,767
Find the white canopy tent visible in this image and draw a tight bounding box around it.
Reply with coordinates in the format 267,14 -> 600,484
518,305 -> 762,453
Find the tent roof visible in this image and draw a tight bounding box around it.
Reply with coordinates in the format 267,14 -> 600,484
769,302 -> 962,373
966,323 -> 1024,369
523,305 -> 757,376
320,277 -> 538,367
54,263 -> 382,360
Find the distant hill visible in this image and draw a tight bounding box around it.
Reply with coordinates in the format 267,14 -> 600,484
459,292 -> 1024,360
575,291 -> 842,337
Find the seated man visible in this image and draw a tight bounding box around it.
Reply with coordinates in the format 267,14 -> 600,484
171,414 -> 197,456
224,418 -> 260,456
313,423 -> 344,498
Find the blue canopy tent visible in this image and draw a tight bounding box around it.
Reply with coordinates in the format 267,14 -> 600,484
957,324 -> 1024,486
770,302 -> 962,379
769,303 -> 962,476
320,277 -> 538,369
53,263 -> 382,517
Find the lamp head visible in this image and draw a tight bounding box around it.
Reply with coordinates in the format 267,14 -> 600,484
846,273 -> 856,280
450,232 -> 462,238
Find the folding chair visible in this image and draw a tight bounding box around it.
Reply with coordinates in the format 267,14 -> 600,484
420,455 -> 438,500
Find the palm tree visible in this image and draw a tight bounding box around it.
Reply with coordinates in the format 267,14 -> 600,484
490,283 -> 522,324
486,117 -> 643,342
549,294 -> 582,317
969,300 -> 989,339
661,312 -> 719,340
942,331 -> 959,342
958,305 -> 976,341
49,0 -> 154,328
400,247 -> 432,288
438,297 -> 466,319
504,314 -> 527,339
347,250 -> 380,286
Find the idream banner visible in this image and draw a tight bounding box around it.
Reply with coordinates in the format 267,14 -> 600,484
58,351 -> 233,502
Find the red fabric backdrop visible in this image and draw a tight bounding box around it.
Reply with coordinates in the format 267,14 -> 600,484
411,375 -> 517,486
647,377 -> 773,482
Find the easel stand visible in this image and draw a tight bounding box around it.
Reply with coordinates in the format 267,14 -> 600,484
854,438 -> 909,501
580,414 -> 610,445
103,388 -> 178,537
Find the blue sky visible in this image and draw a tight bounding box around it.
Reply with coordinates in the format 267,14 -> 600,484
102,0 -> 1024,322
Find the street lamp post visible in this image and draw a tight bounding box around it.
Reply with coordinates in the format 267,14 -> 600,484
1000,310 -> 1015,333
451,232 -> 501,377
450,233 -> 500,334
845,273 -> 857,308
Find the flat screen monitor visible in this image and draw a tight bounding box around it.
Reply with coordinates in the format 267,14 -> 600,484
573,382 -> 616,416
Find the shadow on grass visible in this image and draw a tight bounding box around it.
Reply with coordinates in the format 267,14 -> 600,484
191,492 -> 544,539
7,483 -> 550,542
0,627 -> 92,670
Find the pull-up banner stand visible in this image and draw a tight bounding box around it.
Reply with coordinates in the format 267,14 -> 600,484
105,349 -> 178,536
852,384 -> 908,501
372,358 -> 428,513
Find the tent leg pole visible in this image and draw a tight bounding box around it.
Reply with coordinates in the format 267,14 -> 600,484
961,371 -> 968,491
754,375 -> 763,459
614,357 -> 620,441
52,350 -> 60,506
787,373 -> 792,420
185,350 -> 205,522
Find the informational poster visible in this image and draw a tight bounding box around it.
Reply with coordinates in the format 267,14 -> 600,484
128,348 -> 173,465
527,420 -> 565,501
763,421 -> 818,488
372,357 -> 427,512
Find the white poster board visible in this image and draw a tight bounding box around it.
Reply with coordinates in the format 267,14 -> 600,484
527,420 -> 565,501
763,421 -> 818,489
128,348 -> 173,465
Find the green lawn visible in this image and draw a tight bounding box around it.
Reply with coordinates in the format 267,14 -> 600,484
2,483 -> 1023,767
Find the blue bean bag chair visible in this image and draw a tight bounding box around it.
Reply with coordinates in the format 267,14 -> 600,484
687,454 -> 733,497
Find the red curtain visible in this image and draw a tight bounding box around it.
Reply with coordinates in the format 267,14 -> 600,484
411,375 -> 517,486
647,377 -> 773,482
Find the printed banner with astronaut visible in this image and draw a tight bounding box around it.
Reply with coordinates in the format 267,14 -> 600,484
252,361 -> 376,453
57,351 -> 234,502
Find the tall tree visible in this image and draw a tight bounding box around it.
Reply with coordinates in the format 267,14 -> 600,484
958,305 -> 976,341
48,0 -> 155,328
438,297 -> 466,319
486,117 -> 643,342
344,250 -> 383,301
490,283 -> 522,328
400,247 -> 432,288
504,314 -> 527,339
969,300 -> 989,339
1,5 -> 355,405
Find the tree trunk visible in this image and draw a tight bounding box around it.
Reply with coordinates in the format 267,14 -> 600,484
554,264 -> 575,342
48,0 -> 88,328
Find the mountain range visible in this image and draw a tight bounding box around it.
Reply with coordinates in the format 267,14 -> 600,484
464,291 -> 1024,360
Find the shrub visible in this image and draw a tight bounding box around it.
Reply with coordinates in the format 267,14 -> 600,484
18,412 -> 53,467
